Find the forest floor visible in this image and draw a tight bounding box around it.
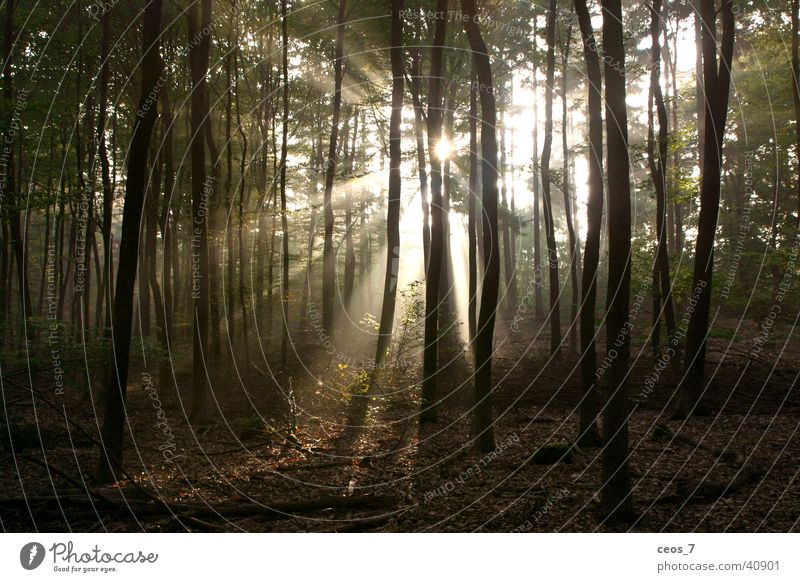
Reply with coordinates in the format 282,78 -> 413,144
2,316 -> 800,532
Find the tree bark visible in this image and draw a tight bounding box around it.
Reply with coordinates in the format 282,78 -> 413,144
372,0 -> 404,375
675,0 -> 735,418
188,0 -> 212,422
462,0 -> 499,453
647,0 -> 677,358
541,0 -> 562,356
600,0 -> 635,522
560,19 -> 578,352
279,0 -> 291,370
420,0 -> 448,424
96,0 -> 163,482
322,0 -> 347,336
574,0 -> 603,448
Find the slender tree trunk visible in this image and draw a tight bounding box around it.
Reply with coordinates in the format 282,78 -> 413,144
322,0 -> 347,336
792,0 -> 800,226
600,0 -> 635,522
646,0 -> 676,357
97,5 -> 113,333
188,0 -> 212,422
560,20 -> 579,352
3,0 -> 31,330
372,0 -> 404,374
542,0 -> 562,356
279,0 -> 291,370
421,0 -> 448,424
234,45 -> 250,363
96,0 -> 163,482
410,51 -> 431,273
468,62 -> 478,341
675,0 -> 735,418
461,0 -> 499,453
574,0 -> 602,447
532,20 -> 543,320
499,107 -> 514,313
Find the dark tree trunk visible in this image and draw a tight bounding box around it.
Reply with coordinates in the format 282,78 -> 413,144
468,62 -> 478,341
421,0 -> 448,424
675,0 -> 735,418
532,19 -> 543,320
96,0 -> 163,482
560,20 -> 579,352
373,0 -> 404,374
646,0 -> 676,357
188,0 -> 212,422
98,5 -> 113,333
499,107 -> 514,314
344,109 -> 358,307
410,51 -> 431,273
600,0 -> 635,523
793,0 -> 800,226
322,0 -> 347,336
279,0 -> 291,370
462,0 -> 499,453
574,0 -> 602,448
3,0 -> 31,328
234,45 -> 250,363
541,0 -> 562,356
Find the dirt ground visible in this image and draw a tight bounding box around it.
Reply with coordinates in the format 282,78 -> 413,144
2,319 -> 799,532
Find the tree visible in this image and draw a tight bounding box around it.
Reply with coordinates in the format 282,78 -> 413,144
2,0 -> 31,330
468,63 -> 478,341
674,0 -> 735,418
280,0 -> 291,370
560,17 -> 579,352
372,0 -> 404,374
96,0 -> 163,482
462,0 -> 499,453
600,0 -> 635,522
792,0 -> 800,225
321,0 -> 347,336
421,0 -> 448,424
574,0 -> 603,448
541,0 -> 562,356
188,0 -> 213,422
646,0 -> 676,355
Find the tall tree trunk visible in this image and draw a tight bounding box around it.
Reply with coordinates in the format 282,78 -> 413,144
574,0 -> 602,448
3,0 -> 31,330
279,0 -> 291,370
532,19 -> 543,320
372,0 -> 404,374
675,0 -> 735,418
792,0 -> 800,226
560,19 -> 579,352
322,0 -> 347,336
234,44 -> 250,363
98,5 -> 113,333
600,0 -> 635,522
344,108 -> 357,307
96,0 -> 163,482
410,51 -> 431,273
541,0 -> 562,356
646,0 -> 676,357
468,62 -> 478,341
421,0 -> 448,424
499,107 -> 514,313
461,0 -> 498,453
188,0 -> 212,422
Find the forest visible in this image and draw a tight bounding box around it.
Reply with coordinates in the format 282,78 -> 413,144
0,0 -> 799,533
